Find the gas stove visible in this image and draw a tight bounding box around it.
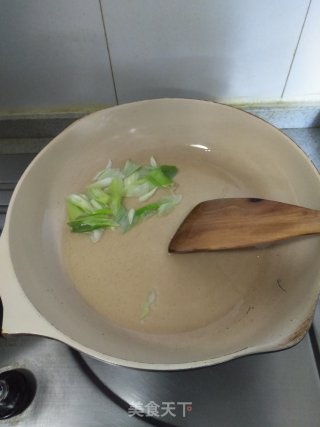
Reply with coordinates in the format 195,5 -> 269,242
0,136 -> 320,426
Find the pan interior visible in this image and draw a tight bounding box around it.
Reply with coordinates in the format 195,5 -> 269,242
7,100 -> 320,365
62,146 -> 292,335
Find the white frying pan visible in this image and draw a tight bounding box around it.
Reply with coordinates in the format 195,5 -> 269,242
1,99 -> 320,370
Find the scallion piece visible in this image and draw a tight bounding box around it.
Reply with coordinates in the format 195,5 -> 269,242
68,215 -> 118,233
122,159 -> 141,177
140,289 -> 157,320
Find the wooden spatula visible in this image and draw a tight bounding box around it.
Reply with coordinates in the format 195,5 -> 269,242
168,198 -> 320,253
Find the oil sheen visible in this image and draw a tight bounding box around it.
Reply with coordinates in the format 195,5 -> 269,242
63,148 -> 270,334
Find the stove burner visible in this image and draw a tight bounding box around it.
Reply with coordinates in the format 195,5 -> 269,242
0,370 -> 36,420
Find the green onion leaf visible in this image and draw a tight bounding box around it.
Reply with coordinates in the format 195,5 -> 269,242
160,165 -> 178,180
108,178 -> 125,217
144,166 -> 178,188
68,215 -> 118,233
86,186 -> 111,206
66,199 -> 86,221
134,202 -> 161,221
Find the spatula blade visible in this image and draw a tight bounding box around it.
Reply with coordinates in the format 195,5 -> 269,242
168,198 -> 320,253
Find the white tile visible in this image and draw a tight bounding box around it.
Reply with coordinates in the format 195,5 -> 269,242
101,0 -> 309,103
0,0 -> 116,111
283,0 -> 320,100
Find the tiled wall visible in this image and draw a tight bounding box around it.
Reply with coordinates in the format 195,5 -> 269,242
0,0 -> 319,112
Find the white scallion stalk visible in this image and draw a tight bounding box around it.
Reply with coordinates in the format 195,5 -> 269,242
140,289 -> 157,320
126,182 -> 153,198
90,229 -> 104,243
157,194 -> 183,216
122,160 -> 141,177
90,199 -> 103,210
138,187 -> 157,202
91,177 -> 113,188
93,160 -> 113,181
128,208 -> 135,224
68,194 -> 93,212
150,156 -> 157,167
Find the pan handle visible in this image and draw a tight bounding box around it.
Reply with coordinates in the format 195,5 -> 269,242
0,231 -> 64,341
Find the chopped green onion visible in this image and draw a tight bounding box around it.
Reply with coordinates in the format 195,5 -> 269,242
94,167 -> 123,182
134,202 -> 160,221
67,194 -> 93,213
68,215 -> 118,233
133,195 -> 182,224
66,157 -> 181,240
160,165 -> 178,180
145,168 -> 173,187
93,160 -> 111,180
89,177 -> 113,189
90,199 -> 103,210
128,208 -> 135,224
124,171 -> 154,198
140,288 -> 157,320
108,178 -> 125,217
150,156 -> 157,167
144,165 -> 177,188
85,187 -> 111,206
138,187 -> 157,202
122,159 -> 141,177
157,194 -> 182,216
66,199 -> 86,221
115,205 -> 131,232
91,229 -> 104,243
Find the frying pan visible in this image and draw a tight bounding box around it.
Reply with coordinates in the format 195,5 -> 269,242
1,99 -> 320,370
